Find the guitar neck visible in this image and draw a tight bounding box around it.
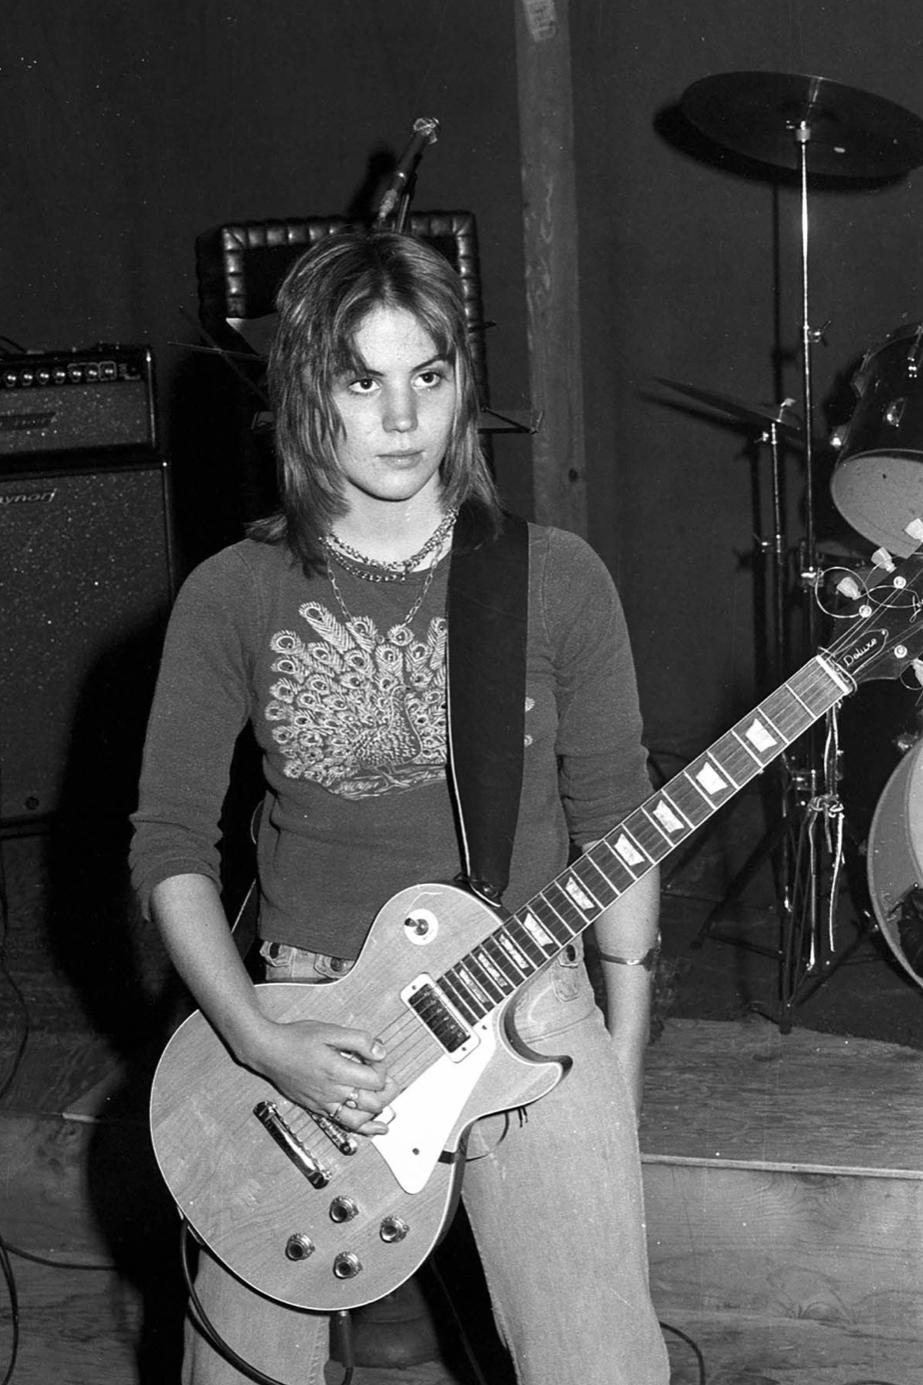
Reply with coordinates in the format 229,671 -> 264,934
434,652 -> 852,1027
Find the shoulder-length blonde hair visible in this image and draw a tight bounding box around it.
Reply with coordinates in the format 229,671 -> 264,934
249,228 -> 501,572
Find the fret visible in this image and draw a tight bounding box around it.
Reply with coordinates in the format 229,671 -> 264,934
718,723 -> 780,783
495,924 -> 541,973
682,752 -> 738,809
506,915 -> 554,966
609,829 -> 648,873
467,946 -> 513,1002
707,731 -> 755,785
729,725 -> 771,770
559,867 -> 603,916
575,850 -> 622,908
659,775 -> 714,829
439,972 -> 481,1025
582,838 -> 637,894
544,879 -> 589,931
760,679 -> 817,741
641,794 -> 692,849
528,890 -> 578,945
624,808 -> 676,863
453,963 -> 493,1015
482,934 -> 527,984
512,910 -> 560,960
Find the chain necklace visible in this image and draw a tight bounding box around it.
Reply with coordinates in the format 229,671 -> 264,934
322,508 -> 458,583
326,551 -> 441,630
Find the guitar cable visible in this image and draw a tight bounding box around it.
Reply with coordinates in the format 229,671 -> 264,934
180,1221 -> 356,1385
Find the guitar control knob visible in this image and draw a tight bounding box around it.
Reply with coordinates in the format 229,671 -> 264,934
284,1234 -> 315,1261
329,1197 -> 359,1223
333,1252 -> 362,1279
379,1216 -> 409,1243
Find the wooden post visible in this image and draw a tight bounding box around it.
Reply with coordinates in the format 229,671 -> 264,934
513,0 -> 587,535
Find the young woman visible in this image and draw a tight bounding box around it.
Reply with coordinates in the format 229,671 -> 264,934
131,229 -> 669,1385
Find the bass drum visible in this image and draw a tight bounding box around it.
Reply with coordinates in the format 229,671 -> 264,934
831,322 -> 923,558
867,736 -> 923,989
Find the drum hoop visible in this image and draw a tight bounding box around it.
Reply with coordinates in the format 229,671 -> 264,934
853,321 -> 923,391
867,738 -> 923,988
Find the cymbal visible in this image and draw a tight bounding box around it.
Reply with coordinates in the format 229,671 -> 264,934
656,377 -> 805,439
680,71 -> 923,178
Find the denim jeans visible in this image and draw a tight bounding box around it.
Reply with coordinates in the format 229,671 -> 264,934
183,942 -> 669,1385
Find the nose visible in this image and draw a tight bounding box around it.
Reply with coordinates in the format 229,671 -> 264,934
382,384 -> 417,433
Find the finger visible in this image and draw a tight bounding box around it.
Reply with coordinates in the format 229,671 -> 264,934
333,1057 -> 388,1095
336,1032 -> 387,1065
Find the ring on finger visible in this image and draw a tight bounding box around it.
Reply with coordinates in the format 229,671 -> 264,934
344,1088 -> 360,1109
330,1101 -> 344,1122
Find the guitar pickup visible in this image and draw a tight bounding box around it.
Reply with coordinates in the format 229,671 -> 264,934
402,975 -> 479,1060
253,1101 -> 331,1187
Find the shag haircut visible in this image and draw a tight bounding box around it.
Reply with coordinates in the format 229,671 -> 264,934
249,228 -> 502,573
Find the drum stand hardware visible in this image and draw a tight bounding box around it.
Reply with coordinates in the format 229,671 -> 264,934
674,71 -> 923,1031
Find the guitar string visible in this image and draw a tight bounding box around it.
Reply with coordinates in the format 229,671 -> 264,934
289,577 -> 917,1152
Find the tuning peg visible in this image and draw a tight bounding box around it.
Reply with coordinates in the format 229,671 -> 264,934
905,517 -> 923,545
871,547 -> 896,573
836,575 -> 863,600
912,659 -> 923,689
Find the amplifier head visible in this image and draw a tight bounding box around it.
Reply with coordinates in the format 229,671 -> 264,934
0,344 -> 156,460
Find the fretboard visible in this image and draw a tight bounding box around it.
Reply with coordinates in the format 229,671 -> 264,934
435,653 -> 850,1028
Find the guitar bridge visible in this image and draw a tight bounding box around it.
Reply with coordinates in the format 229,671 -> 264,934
253,1101 -> 331,1187
309,1110 -> 359,1155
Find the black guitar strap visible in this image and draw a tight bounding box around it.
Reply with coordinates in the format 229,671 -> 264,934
447,508 -> 530,904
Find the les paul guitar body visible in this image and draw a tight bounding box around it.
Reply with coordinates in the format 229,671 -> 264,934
150,883 -> 562,1312
152,540 -> 923,1312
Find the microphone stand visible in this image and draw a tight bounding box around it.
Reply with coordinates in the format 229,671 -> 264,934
374,116 -> 440,231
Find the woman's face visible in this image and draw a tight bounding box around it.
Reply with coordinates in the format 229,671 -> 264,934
330,304 -> 457,513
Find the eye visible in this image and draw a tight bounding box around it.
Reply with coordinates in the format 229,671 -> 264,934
346,376 -> 379,395
414,367 -> 448,390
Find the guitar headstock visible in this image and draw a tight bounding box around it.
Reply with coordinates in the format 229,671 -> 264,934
824,540 -> 923,688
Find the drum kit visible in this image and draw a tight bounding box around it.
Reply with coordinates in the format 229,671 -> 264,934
662,71 -> 923,1022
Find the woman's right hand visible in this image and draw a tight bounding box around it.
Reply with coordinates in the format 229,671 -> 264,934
243,1017 -> 401,1137
149,877 -> 400,1137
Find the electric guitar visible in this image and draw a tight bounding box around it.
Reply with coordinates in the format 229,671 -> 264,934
150,542 -> 923,1312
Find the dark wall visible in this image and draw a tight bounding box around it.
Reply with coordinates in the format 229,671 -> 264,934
4,1 -> 923,776
572,1 -> 923,766
0,1 -> 532,552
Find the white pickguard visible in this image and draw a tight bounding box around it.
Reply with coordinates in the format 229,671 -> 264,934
372,1019 -> 497,1192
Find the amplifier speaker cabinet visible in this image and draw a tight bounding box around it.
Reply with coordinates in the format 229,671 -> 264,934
0,456 -> 175,827
0,344 -> 156,458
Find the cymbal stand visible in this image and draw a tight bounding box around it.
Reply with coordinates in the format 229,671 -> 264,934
775,120 -> 851,1031
693,415 -> 794,958
695,121 -> 850,1031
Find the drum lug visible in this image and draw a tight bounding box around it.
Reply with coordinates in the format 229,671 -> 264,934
907,324 -> 923,378
884,397 -> 907,429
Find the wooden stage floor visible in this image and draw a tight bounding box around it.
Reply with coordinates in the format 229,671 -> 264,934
3,812 -> 923,1383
